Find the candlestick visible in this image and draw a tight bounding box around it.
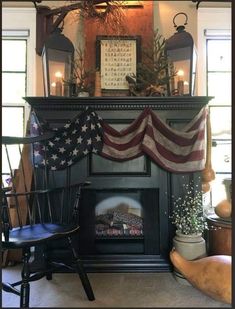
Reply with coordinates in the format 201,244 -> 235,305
51,82 -> 56,96
177,69 -> 184,81
184,81 -> 189,95
170,76 -> 175,95
55,81 -> 62,96
55,71 -> 63,96
177,80 -> 184,95
177,69 -> 184,95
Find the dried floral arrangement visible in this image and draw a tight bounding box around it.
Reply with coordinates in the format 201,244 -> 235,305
73,0 -> 126,34
171,179 -> 208,235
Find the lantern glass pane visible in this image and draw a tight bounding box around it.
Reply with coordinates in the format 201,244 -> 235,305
48,48 -> 72,96
167,46 -> 191,95
43,48 -> 72,96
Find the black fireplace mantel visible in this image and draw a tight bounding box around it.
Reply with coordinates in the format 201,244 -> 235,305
26,96 -> 212,273
25,95 -> 211,111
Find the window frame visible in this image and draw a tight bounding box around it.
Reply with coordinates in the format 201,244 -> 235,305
197,7 -> 231,207
2,8 -> 37,133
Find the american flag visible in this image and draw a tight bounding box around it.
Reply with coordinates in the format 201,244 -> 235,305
30,108 -> 103,170
30,107 -> 207,173
101,107 -> 207,173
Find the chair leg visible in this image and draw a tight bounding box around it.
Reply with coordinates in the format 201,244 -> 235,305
46,272 -> 53,280
68,236 -> 95,301
44,245 -> 53,281
20,247 -> 31,308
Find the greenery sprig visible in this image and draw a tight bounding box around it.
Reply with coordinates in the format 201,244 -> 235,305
126,29 -> 177,96
137,29 -> 177,92
63,46 -> 95,95
171,179 -> 208,235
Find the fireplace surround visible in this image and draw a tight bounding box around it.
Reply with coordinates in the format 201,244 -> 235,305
26,96 -> 211,272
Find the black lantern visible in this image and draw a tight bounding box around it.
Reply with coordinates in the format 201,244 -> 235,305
165,12 -> 197,96
42,28 -> 74,97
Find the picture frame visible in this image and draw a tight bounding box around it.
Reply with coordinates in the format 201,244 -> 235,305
96,35 -> 141,90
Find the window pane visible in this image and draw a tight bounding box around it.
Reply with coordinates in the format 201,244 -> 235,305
2,40 -> 26,71
208,72 -> 231,105
2,73 -> 26,104
211,140 -> 231,174
210,106 -> 231,138
2,106 -> 24,136
2,145 -> 21,176
207,40 -> 231,71
210,175 -> 229,206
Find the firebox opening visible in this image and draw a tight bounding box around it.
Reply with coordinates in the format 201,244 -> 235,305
79,188 -> 159,255
95,196 -> 144,238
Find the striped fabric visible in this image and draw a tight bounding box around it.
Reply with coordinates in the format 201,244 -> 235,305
30,107 -> 207,173
101,107 -> 207,173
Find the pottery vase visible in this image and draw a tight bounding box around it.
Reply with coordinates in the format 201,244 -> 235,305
173,231 -> 207,285
215,199 -> 232,218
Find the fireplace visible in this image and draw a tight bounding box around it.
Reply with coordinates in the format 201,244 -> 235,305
79,188 -> 159,256
26,96 -> 210,272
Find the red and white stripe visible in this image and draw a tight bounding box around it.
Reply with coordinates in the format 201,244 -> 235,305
100,107 -> 207,173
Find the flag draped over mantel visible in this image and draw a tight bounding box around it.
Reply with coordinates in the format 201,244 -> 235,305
30,106 -> 208,173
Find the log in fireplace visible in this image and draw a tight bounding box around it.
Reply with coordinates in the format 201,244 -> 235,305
26,96 -> 211,272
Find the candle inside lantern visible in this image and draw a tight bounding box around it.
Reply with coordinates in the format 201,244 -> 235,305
177,69 -> 184,95
184,80 -> 189,95
51,82 -> 56,96
55,71 -> 63,96
170,76 -> 175,95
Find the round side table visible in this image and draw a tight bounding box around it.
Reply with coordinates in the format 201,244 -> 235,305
206,214 -> 231,256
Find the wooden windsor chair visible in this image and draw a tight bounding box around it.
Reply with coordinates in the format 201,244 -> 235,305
1,133 -> 95,308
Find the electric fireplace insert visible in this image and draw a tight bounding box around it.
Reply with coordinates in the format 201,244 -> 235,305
79,188 -> 159,255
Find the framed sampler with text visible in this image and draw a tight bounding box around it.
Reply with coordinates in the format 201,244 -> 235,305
96,36 -> 141,90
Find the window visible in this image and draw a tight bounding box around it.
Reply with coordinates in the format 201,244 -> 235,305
2,35 -> 28,136
197,8 -> 231,209
2,8 -> 36,177
207,36 -> 231,206
2,8 -> 36,136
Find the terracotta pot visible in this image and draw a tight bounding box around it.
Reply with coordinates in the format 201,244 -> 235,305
215,199 -> 232,218
170,249 -> 231,304
172,231 -> 206,285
